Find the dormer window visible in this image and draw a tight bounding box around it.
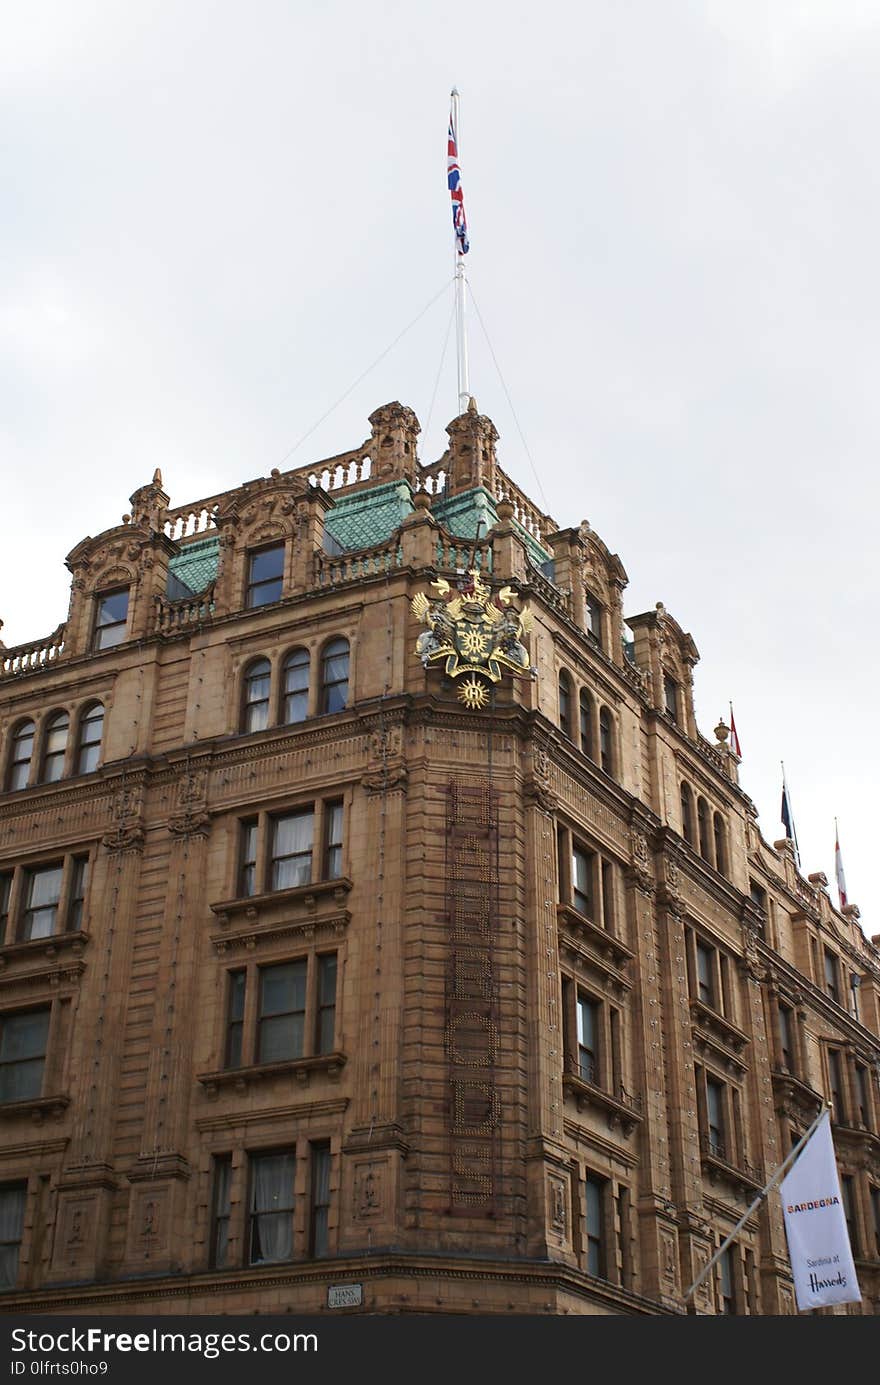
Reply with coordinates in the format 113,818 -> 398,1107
93,589 -> 129,650
585,593 -> 603,645
663,673 -> 679,723
246,544 -> 284,609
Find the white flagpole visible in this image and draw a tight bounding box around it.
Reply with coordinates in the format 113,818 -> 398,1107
451,86 -> 470,416
684,1101 -> 830,1307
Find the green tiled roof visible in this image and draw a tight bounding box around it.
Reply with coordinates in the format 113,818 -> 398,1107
167,536 -> 220,597
324,480 -> 415,551
432,486 -> 552,566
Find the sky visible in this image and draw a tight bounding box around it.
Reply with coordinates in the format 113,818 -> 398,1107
2,1 -> 878,936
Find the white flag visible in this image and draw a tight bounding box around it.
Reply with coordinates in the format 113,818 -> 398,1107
780,1110 -> 861,1310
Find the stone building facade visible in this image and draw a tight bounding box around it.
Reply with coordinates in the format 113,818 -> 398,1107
0,398 -> 878,1316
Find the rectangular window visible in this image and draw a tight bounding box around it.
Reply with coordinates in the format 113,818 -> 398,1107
93,588 -> 129,650
225,971 -> 246,1069
824,950 -> 840,1004
719,1245 -> 737,1314
749,880 -> 767,914
585,593 -> 603,644
249,1151 -> 295,1265
67,858 -> 88,933
210,1156 -> 232,1269
706,1076 -> 725,1158
0,875 -> 11,946
21,864 -> 63,941
324,801 -> 343,881
854,1064 -> 870,1128
246,545 -> 284,609
828,1049 -> 845,1124
778,1004 -> 794,1072
571,845 -> 593,917
872,1185 -> 880,1257
316,955 -> 337,1055
239,819 -> 258,898
257,961 -> 307,1063
663,673 -> 679,723
585,1174 -> 606,1277
271,810 -> 314,890
0,1009 -> 50,1104
841,1175 -> 858,1254
576,994 -> 599,1085
310,1143 -> 331,1258
0,1184 -> 26,1290
696,942 -> 715,1007
601,861 -> 615,932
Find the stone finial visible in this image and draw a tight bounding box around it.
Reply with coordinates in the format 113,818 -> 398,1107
714,719 -> 729,746
368,402 -> 421,478
129,470 -> 170,530
807,871 -> 828,887
445,401 -> 499,496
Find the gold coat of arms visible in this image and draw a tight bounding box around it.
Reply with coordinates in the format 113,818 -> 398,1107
411,569 -> 536,708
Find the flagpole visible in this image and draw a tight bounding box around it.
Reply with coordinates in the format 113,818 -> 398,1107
684,1101 -> 830,1307
781,760 -> 801,868
451,86 -> 470,415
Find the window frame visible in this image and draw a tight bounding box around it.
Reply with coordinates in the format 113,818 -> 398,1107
320,638 -> 350,716
39,711 -> 69,785
7,720 -> 35,793
220,950 -> 340,1074
1,852 -> 91,947
75,702 -> 105,776
245,543 -> 285,610
241,658 -> 272,734
247,1149 -> 296,1266
233,800 -> 344,900
0,1182 -> 27,1291
0,1006 -> 51,1105
558,669 -> 573,740
281,648 -> 310,725
92,587 -> 130,651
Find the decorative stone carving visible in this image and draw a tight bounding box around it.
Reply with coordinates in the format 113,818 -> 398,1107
103,783 -> 146,852
168,768 -> 210,837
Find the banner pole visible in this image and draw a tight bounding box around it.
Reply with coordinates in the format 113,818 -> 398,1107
684,1101 -> 830,1306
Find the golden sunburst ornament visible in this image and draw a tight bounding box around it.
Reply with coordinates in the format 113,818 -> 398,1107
458,675 -> 489,709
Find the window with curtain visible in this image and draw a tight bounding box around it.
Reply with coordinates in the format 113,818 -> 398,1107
576,994 -> 599,1084
270,811 -> 314,890
210,1156 -> 232,1269
282,649 -> 310,724
249,1152 -> 296,1264
310,1144 -> 331,1258
8,721 -> 35,792
316,955 -> 337,1055
242,659 -> 271,734
41,712 -> 69,783
21,864 -> 63,941
76,704 -> 104,775
585,1175 -> 606,1277
321,640 -> 349,714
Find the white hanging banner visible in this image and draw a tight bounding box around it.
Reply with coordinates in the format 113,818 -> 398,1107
780,1110 -> 861,1310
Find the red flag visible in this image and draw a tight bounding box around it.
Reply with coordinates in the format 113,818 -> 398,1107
729,703 -> 742,758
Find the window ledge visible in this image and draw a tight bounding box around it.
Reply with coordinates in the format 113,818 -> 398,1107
699,1136 -> 763,1195
831,1121 -> 880,1153
197,1051 -> 347,1097
0,1093 -> 70,1123
690,999 -> 750,1055
210,878 -> 353,925
770,1067 -> 824,1119
562,1066 -> 643,1135
556,904 -> 634,973
0,931 -> 89,968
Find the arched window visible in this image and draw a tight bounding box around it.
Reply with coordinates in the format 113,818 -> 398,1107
579,689 -> 594,760
8,721 -> 35,792
242,659 -> 271,734
558,671 -> 572,739
680,783 -> 694,846
76,703 -> 104,775
713,813 -> 727,877
321,639 -> 349,714
599,707 -> 614,775
41,712 -> 69,784
282,649 -> 310,724
697,797 -> 711,861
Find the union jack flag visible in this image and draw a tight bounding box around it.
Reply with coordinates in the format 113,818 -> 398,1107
448,108 -> 469,255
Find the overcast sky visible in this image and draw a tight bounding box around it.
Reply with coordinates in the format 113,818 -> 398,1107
3,1 -> 878,936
